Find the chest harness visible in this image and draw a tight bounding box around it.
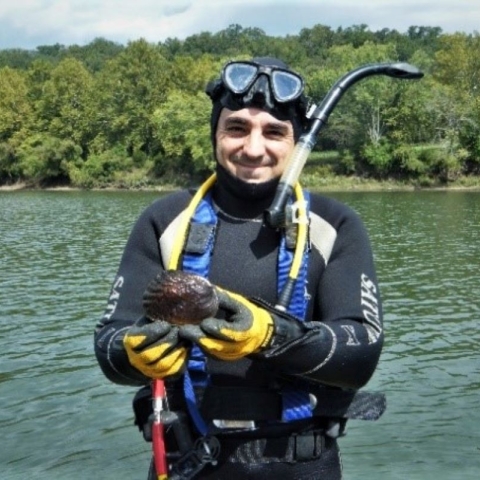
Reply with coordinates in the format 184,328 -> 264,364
165,173 -> 313,436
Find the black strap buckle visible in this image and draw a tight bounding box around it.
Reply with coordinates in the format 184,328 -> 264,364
169,436 -> 221,480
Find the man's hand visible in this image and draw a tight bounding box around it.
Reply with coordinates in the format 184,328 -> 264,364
180,288 -> 274,361
123,317 -> 188,378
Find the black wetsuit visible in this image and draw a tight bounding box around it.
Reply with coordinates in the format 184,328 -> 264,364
94,169 -> 384,479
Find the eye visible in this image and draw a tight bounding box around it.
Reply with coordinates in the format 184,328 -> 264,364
265,127 -> 286,138
224,122 -> 248,136
226,124 -> 244,132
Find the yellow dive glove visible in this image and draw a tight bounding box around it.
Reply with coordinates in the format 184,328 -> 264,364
180,288 -> 275,361
123,317 -> 188,379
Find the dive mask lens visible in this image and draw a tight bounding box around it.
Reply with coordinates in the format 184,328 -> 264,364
271,70 -> 304,102
223,62 -> 258,94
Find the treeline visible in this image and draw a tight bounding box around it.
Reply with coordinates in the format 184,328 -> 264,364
0,24 -> 479,188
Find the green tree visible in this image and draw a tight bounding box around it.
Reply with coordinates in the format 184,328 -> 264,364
159,37 -> 184,59
25,59 -> 54,106
386,49 -> 437,145
309,43 -> 399,157
0,67 -> 33,182
180,31 -> 218,57
0,142 -> 19,183
336,24 -> 376,48
35,57 -> 93,150
169,55 -> 221,93
151,89 -> 213,181
432,33 -> 480,173
407,26 -> 443,55
17,133 -> 82,185
0,48 -> 37,69
298,24 -> 335,61
434,33 -> 480,95
36,43 -> 67,59
0,67 -> 32,142
68,145 -> 134,188
65,37 -> 124,72
217,24 -> 260,55
89,39 -> 171,158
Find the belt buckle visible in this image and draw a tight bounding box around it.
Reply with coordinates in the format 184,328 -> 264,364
213,419 -> 256,430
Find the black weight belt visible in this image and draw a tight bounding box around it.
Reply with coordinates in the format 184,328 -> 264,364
197,386 -> 386,422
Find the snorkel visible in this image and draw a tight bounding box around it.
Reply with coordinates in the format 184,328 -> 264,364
264,62 -> 424,227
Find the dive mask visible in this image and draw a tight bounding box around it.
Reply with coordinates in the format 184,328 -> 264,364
222,60 -> 305,105
206,57 -> 309,142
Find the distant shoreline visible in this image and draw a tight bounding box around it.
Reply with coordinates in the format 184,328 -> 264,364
2,178 -> 480,193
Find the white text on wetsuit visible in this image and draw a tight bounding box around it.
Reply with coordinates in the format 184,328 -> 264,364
360,273 -> 382,343
103,276 -> 124,321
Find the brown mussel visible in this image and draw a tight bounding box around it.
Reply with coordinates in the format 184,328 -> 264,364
143,270 -> 219,325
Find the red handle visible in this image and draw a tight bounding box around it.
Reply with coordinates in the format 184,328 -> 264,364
152,379 -> 168,479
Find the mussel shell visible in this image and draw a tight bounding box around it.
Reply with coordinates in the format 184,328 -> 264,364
143,270 -> 219,325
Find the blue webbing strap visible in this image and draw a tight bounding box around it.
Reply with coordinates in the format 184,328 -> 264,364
277,192 -> 312,421
183,353 -> 209,436
181,192 -> 217,436
281,386 -> 313,422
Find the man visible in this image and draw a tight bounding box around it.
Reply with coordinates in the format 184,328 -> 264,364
94,57 -> 384,479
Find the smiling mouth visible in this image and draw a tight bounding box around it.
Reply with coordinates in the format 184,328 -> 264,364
238,163 -> 266,169
231,159 -> 273,169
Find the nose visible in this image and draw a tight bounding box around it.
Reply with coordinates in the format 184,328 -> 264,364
243,130 -> 266,159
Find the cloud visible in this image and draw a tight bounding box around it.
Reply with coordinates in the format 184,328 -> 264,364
0,0 -> 478,50
227,0 -> 479,37
0,0 -> 196,48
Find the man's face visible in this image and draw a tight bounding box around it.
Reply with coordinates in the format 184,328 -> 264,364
215,107 -> 295,183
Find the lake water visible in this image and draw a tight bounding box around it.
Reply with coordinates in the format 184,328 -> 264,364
1,189 -> 479,479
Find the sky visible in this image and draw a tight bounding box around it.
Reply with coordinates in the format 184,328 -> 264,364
0,0 -> 478,50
